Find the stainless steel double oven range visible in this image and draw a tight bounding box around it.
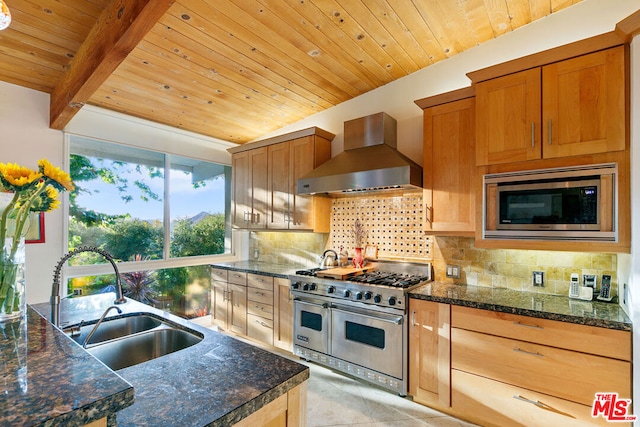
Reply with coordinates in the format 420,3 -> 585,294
290,262 -> 432,396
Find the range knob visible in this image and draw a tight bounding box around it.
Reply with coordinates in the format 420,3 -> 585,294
388,296 -> 397,306
309,283 -> 317,291
364,291 -> 373,300
343,289 -> 351,298
354,292 -> 363,300
373,294 -> 382,303
291,282 -> 300,290
302,283 -> 310,291
327,286 -> 336,294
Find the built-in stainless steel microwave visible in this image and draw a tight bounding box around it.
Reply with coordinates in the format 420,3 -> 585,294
483,163 -> 617,241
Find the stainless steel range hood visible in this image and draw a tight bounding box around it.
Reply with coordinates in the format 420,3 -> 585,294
297,112 -> 422,195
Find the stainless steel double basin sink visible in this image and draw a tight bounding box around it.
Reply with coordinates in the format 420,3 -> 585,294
68,313 -> 203,371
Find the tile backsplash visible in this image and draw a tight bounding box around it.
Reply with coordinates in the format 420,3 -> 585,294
249,192 -> 619,297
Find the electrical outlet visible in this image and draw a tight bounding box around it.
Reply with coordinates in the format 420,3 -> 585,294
532,271 -> 544,287
446,264 -> 461,279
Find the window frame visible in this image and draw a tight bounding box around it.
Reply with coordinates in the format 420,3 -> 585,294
62,133 -> 237,281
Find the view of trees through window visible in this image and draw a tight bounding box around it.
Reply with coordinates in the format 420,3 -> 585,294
67,136 -> 231,319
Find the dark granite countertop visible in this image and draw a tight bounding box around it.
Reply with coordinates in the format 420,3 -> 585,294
31,293 -> 309,427
211,261 -> 304,279
211,262 -> 632,332
0,305 -> 133,427
409,282 -> 632,331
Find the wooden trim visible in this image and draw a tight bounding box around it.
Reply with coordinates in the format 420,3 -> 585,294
227,127 -> 336,154
414,86 -> 475,109
50,0 -> 175,130
466,31 -> 625,83
615,9 -> 640,41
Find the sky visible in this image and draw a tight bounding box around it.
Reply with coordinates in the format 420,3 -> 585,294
73,159 -> 227,221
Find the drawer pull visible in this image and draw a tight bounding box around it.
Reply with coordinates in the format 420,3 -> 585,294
513,321 -> 543,330
513,395 -> 575,418
255,319 -> 272,329
513,347 -> 543,357
255,291 -> 265,296
254,304 -> 265,311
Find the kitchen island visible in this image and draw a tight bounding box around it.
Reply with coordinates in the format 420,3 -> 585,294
24,293 -> 308,426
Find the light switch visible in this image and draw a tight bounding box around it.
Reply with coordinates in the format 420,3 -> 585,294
532,271 -> 544,287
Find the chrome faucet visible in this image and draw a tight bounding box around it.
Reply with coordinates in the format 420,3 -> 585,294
51,246 -> 127,327
83,305 -> 122,348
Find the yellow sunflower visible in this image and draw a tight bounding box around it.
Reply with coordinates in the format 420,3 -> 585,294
30,186 -> 60,212
0,162 -> 41,190
38,159 -> 74,191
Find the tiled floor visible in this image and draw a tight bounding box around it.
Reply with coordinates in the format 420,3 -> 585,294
302,360 -> 476,427
198,319 -> 476,427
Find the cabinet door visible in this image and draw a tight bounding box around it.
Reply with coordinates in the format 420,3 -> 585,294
476,68 -> 541,165
232,147 -> 268,228
273,277 -> 293,352
542,46 -> 625,158
289,136 -> 316,230
267,142 -> 291,229
229,283 -> 247,335
408,299 -> 451,409
423,98 -> 475,235
232,151 -> 251,227
211,280 -> 228,329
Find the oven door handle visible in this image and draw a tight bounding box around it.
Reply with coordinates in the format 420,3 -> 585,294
293,297 -> 331,310
332,305 -> 404,325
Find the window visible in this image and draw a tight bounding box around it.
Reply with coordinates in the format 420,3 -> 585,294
66,136 -> 231,318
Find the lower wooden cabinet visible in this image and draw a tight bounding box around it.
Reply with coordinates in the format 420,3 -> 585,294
408,299 -> 451,409
450,305 -> 632,427
211,268 -> 247,335
452,370 -> 614,427
234,381 -> 307,427
247,273 -> 275,346
274,277 -> 294,351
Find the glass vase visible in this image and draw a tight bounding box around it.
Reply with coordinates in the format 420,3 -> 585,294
352,247 -> 364,269
0,237 -> 26,322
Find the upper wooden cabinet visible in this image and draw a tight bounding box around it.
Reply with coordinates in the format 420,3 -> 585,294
416,88 -> 475,236
230,127 -> 333,231
267,135 -> 331,230
232,147 -> 268,229
476,46 -> 625,166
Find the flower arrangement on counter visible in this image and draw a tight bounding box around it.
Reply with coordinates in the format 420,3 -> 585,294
0,159 -> 74,319
350,219 -> 368,268
350,218 -> 368,248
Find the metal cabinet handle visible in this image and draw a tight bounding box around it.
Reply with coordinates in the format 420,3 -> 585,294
254,304 -> 265,311
411,310 -> 417,327
513,321 -> 543,330
425,206 -> 432,224
531,122 -> 535,147
548,119 -> 553,145
513,347 -> 544,357
254,319 -> 272,329
513,395 -> 573,417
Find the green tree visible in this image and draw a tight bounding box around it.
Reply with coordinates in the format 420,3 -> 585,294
100,218 -> 163,261
171,213 -> 226,257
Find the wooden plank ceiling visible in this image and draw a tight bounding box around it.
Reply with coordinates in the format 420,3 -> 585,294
0,0 -> 582,144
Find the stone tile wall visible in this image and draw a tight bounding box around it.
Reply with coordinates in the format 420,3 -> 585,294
249,192 -> 619,297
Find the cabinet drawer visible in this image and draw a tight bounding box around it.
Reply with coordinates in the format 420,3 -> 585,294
228,271 -> 247,285
451,306 -> 631,360
247,314 -> 274,346
451,328 -> 631,406
248,287 -> 274,305
211,267 -> 228,282
248,300 -> 274,320
247,273 -> 274,290
451,370 -> 619,427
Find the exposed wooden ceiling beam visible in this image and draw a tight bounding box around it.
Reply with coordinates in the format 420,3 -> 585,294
49,0 -> 175,130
